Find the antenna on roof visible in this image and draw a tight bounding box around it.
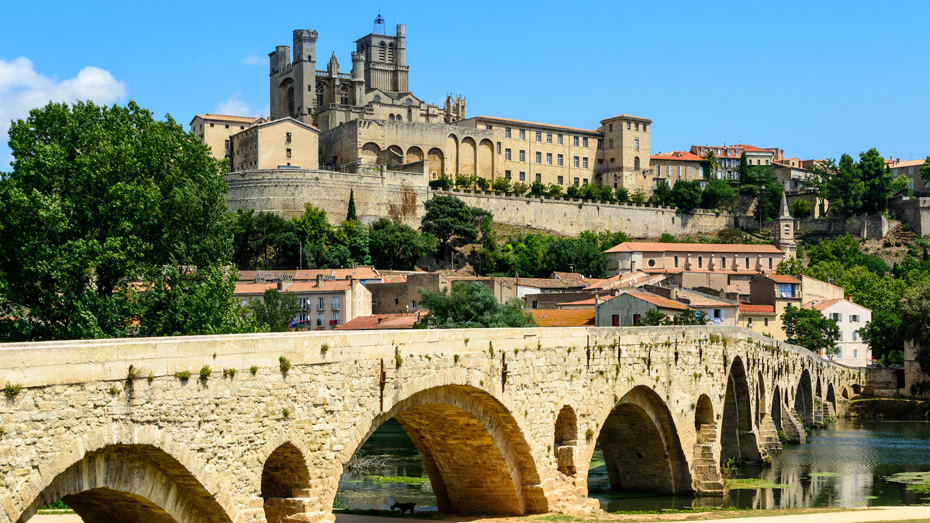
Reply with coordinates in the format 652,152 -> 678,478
374,9 -> 386,34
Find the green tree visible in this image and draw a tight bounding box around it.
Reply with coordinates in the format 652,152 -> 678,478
630,190 -> 647,205
658,233 -> 676,243
820,155 -> 865,216
807,234 -> 861,266
669,180 -> 704,213
746,165 -> 782,221
781,305 -> 840,357
790,199 -> 812,219
333,220 -> 372,267
669,309 -> 708,325
346,189 -> 358,221
650,180 -> 672,206
418,281 -> 536,328
715,228 -> 748,244
420,195 -> 480,256
232,209 -> 300,270
920,156 -> 930,189
702,179 -> 737,210
369,218 -> 437,270
491,177 -> 511,193
701,149 -> 720,180
541,237 -> 609,278
292,203 -> 334,246
898,282 -> 930,375
614,186 -> 630,203
638,309 -> 668,326
739,151 -> 750,184
859,148 -> 892,212
0,101 -> 252,341
247,288 -> 301,332
860,311 -> 903,366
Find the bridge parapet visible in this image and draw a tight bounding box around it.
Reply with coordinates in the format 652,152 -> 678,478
0,326 -> 862,523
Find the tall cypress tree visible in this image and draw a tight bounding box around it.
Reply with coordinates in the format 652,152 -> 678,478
739,151 -> 750,184
346,189 -> 358,222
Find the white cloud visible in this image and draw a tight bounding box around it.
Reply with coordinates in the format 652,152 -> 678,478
242,53 -> 264,66
214,93 -> 259,117
0,57 -> 127,139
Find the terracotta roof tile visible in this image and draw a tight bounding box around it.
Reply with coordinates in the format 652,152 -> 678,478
767,275 -> 801,284
739,304 -> 776,314
531,309 -> 596,327
623,292 -> 691,310
606,242 -> 784,254
651,151 -> 703,162
335,314 -> 419,330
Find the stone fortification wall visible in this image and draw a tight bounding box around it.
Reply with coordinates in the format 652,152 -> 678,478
890,195 -> 930,236
440,189 -> 733,237
734,214 -> 889,239
225,168 -> 428,227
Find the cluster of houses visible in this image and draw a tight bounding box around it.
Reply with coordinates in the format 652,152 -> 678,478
234,240 -> 872,368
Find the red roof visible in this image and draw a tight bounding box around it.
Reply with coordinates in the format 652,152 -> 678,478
622,292 -> 692,311
335,314 -> 419,330
739,304 -> 776,314
735,144 -> 773,153
767,275 -> 801,284
606,242 -> 784,254
531,309 -> 596,327
651,151 -> 703,162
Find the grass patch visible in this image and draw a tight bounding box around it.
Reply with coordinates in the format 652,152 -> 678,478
729,478 -> 792,489
364,475 -> 430,485
883,471 -> 930,486
908,482 -> 930,495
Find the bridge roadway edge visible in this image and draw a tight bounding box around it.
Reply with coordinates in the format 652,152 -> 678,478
0,326 -> 861,523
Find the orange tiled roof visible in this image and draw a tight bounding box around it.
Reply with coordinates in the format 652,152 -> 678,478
472,116 -> 600,134
803,298 -> 844,311
735,144 -> 774,153
606,242 -> 784,254
890,159 -> 926,169
335,314 -> 419,330
767,275 -> 801,284
623,292 -> 691,311
651,151 -> 703,162
739,304 -> 776,314
531,309 -> 596,327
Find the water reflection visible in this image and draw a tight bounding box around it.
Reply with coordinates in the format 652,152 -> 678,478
591,418 -> 930,512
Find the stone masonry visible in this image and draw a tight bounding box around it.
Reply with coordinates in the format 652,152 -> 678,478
0,326 -> 861,523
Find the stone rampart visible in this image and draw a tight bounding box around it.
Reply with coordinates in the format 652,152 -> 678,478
890,195 -> 930,236
0,326 -> 860,523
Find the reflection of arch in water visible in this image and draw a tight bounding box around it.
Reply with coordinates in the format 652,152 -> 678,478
335,385 -> 546,515
595,386 -> 692,494
721,356 -> 761,464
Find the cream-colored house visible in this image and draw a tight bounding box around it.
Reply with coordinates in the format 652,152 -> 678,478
190,114 -> 260,160
743,274 -> 803,342
649,151 -> 703,193
804,298 -> 872,367
605,242 -> 786,274
230,118 -> 319,172
235,275 -> 371,330
890,158 -> 928,195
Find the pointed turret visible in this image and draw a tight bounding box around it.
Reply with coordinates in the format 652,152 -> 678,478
778,190 -> 791,220
327,52 -> 339,76
775,190 -> 797,260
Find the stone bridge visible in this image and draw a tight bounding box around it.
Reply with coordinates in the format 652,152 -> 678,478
0,326 -> 862,523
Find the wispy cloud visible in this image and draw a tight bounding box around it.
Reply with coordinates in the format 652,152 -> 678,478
241,52 -> 264,66
214,93 -> 259,117
0,57 -> 127,168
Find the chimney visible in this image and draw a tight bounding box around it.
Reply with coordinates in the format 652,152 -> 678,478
277,280 -> 284,290
316,274 -> 324,288
670,288 -> 677,300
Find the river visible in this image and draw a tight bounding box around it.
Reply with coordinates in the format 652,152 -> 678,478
336,418 -> 930,512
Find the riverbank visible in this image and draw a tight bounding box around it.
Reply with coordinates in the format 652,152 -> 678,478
848,398 -> 930,420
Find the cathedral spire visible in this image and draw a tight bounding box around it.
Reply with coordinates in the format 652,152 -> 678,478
778,190 -> 791,220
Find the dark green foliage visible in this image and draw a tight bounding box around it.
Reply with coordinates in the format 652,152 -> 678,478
859,254 -> 890,276
669,180 -> 705,213
232,209 -> 300,270
781,305 -> 839,356
287,203 -> 372,269
417,281 -> 537,328
491,177 -> 511,193
715,228 -> 748,244
702,179 -> 738,211
541,236 -> 609,278
921,156 -> 930,189
739,151 -> 750,184
790,199 -> 812,219
745,165 -> 782,221
368,218 -> 438,270
292,203 -> 334,246
859,148 -> 892,213
669,309 -> 708,325
807,234 -> 861,266
247,288 -> 301,332
614,186 -> 630,203
346,190 -> 357,222
429,176 -> 452,190
0,101 -> 254,341
899,282 -> 930,375
638,309 -> 668,326
860,311 -> 904,365
659,233 -> 676,243
420,195 -> 483,256
530,181 -> 546,196
650,181 -> 672,206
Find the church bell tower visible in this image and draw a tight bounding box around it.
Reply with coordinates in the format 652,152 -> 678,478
775,191 -> 797,259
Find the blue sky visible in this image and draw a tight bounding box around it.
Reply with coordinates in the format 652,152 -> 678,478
2,0 -> 928,168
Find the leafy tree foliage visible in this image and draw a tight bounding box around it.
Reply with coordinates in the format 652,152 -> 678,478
639,308 -> 707,326
715,228 -> 749,244
541,236 -> 608,278
791,199 -> 812,218
702,179 -> 738,210
745,165 -> 782,221
859,311 -> 904,365
420,195 -> 481,256
859,148 -> 892,212
921,156 -> 930,189
899,282 -> 930,375
417,281 -> 536,328
247,288 -> 301,332
0,101 -> 254,341
293,203 -> 334,246
739,151 -> 750,184
781,305 -> 840,357
232,209 -> 299,270
638,309 -> 668,326
369,218 -> 438,270
346,189 -> 358,221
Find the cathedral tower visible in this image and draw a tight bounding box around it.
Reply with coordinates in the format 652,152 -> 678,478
775,191 -> 796,259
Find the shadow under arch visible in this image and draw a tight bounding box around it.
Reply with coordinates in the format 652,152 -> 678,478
795,369 -> 813,427
826,383 -> 837,414
596,385 -> 691,494
261,442 -> 312,523
17,444 -> 232,523
338,385 -> 545,515
755,370 -> 767,428
721,356 -> 761,464
554,404 -> 579,476
694,394 -> 714,432
771,385 -> 782,432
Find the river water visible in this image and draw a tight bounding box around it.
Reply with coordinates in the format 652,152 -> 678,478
336,418 -> 930,512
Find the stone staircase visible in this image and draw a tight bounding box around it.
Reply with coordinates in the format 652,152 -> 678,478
813,396 -> 824,426
757,414 -> 783,453
691,423 -> 724,495
780,403 -> 806,444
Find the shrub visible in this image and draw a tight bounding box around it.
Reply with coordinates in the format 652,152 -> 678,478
282,408 -> 290,419
321,343 -> 330,355
199,365 -> 212,380
394,347 -> 403,367
585,428 -> 595,441
223,368 -> 237,378
3,383 -> 22,399
279,356 -> 291,373
175,370 -> 191,381
249,365 -> 258,376
108,385 -> 120,395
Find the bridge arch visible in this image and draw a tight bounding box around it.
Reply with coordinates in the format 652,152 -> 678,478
261,442 -> 312,522
755,370 -> 766,427
721,356 -> 761,464
841,386 -> 850,399
694,394 -> 714,432
826,383 -> 837,417
771,385 -> 782,432
16,443 -> 232,523
336,384 -> 545,515
554,405 -> 578,475
795,369 -> 814,427
595,385 -> 691,494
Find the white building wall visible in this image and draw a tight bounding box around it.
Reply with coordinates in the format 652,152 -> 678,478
822,300 -> 872,367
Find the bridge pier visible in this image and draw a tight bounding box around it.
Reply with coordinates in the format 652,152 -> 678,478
0,326 -> 861,523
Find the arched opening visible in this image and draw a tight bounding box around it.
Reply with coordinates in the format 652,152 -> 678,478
406,146 -> 424,164
477,139 -> 494,178
634,156 -> 640,170
841,387 -> 850,399
595,386 -> 691,494
262,442 -> 311,523
361,142 -> 381,165
427,148 -> 445,180
554,405 -> 578,476
826,383 -> 837,417
381,145 -> 403,166
795,369 -> 814,427
755,371 -> 766,427
389,114 -> 395,121
445,135 -> 459,176
18,444 -> 231,523
334,385 -> 545,515
720,356 -> 761,464
771,385 -> 782,432
340,84 -> 349,105
694,394 -> 714,432
378,42 -> 386,62
315,83 -> 325,108
460,137 -> 477,174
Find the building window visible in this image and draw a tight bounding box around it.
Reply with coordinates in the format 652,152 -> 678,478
597,139 -> 603,149
634,137 -> 640,151
632,313 -> 641,325
557,134 -> 563,145
769,257 -> 773,269
519,171 -> 526,181
332,313 -> 340,326
573,136 -> 579,146
411,300 -> 418,309
831,312 -> 842,321
520,150 -> 526,162
666,165 -> 671,177
634,156 -> 640,170
535,131 -> 542,142
286,148 -> 292,158
546,153 -> 552,165
610,158 -> 615,171
688,166 -> 693,177
698,256 -> 703,268
535,173 -> 541,182
721,256 -> 726,269
286,132 -> 292,142
532,300 -> 538,309
317,297 -> 325,309
609,138 -> 614,149
505,170 -> 512,179
635,123 -> 639,131
486,125 -> 492,130
674,255 -> 679,268
574,156 -> 579,168
583,137 -> 588,147
764,318 -> 769,327
225,139 -> 230,150
546,133 -> 552,144
573,177 -> 579,186
536,152 -> 542,164
558,175 -> 564,185
643,124 -> 648,132
626,122 -> 631,129
389,114 -> 395,121
505,127 -> 511,138
852,330 -> 859,341
505,148 -> 512,160
850,314 -> 859,323
497,142 -> 502,154
583,157 -> 588,168
332,297 -> 340,309
519,129 -> 526,140
394,298 -> 399,305
609,123 -> 613,131
317,313 -> 325,326
745,257 -> 750,268
583,178 -> 588,185
677,165 -> 681,177
557,154 -> 563,166
340,85 -> 349,105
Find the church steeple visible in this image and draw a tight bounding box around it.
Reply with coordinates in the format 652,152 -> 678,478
775,191 -> 796,259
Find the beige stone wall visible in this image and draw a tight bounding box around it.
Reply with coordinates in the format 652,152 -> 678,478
601,116 -> 651,190
191,116 -> 253,161
0,326 -> 860,523
648,159 -> 702,193
232,119 -> 319,172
